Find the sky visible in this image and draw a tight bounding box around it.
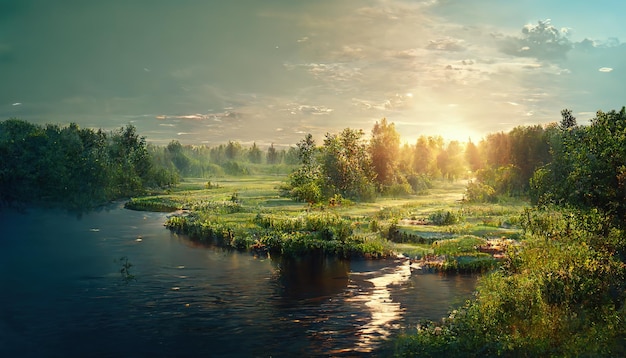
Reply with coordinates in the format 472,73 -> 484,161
1,0 -> 624,146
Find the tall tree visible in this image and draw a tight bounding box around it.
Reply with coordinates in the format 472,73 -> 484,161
284,134 -> 323,203
508,125 -> 551,192
266,143 -> 279,165
296,133 -> 317,166
369,118 -> 400,186
321,128 -> 375,200
465,139 -> 483,172
413,136 -> 443,177
559,108 -> 577,130
225,141 -> 242,160
248,142 -> 262,164
437,141 -> 465,181
481,132 -> 511,168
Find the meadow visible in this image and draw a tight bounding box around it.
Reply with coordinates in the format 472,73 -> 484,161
125,175 -> 527,273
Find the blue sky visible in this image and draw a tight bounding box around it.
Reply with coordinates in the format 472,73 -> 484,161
1,0 -> 624,145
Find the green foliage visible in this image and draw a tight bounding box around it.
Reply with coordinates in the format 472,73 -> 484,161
118,256 -> 136,283
412,135 -> 444,178
382,183 -> 413,198
428,210 -> 462,225
535,107 -> 626,227
437,141 -> 465,181
168,208 -> 392,259
247,142 -> 263,164
396,207 -> 626,357
284,129 -> 377,203
464,181 -> 496,203
432,236 -> 485,255
405,173 -> 432,194
124,197 -> 181,212
0,119 -> 176,209
221,161 -> 249,176
369,118 -> 400,186
290,180 -> 323,203
320,128 -> 377,201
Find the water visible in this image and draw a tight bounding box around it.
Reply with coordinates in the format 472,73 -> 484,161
0,204 -> 476,357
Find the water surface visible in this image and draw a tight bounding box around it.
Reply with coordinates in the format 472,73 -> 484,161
0,204 -> 476,357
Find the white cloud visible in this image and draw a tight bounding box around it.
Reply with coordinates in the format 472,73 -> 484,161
427,38 -> 466,51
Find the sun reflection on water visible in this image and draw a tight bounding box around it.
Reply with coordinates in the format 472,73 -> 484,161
347,257 -> 412,353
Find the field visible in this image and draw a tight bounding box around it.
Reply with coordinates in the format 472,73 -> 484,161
126,175 -> 529,272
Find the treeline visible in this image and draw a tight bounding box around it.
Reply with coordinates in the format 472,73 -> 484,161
464,107 -> 626,226
148,140 -> 301,178
395,109 -> 626,356
280,115 -> 569,203
282,119 -> 470,203
0,119 -> 177,210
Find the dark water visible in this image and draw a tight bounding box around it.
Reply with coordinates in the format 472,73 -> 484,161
0,204 -> 476,357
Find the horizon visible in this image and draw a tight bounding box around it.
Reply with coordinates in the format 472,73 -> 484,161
1,0 -> 624,146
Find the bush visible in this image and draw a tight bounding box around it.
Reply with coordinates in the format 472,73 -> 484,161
291,181 -> 323,203
395,207 -> 626,357
406,173 -> 432,194
221,161 -> 249,176
382,183 -> 413,197
464,181 -> 497,202
428,210 -> 462,225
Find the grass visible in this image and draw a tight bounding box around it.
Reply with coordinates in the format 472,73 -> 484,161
126,175 -> 529,268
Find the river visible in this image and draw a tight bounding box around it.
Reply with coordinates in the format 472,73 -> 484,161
0,203 -> 477,357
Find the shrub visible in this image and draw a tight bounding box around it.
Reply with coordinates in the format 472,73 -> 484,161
464,181 -> 496,202
406,173 -> 432,194
382,183 -> 413,197
428,210 -> 462,225
432,236 -> 485,255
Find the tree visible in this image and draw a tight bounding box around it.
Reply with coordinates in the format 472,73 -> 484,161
296,133 -> 317,166
413,136 -> 442,177
320,128 -> 376,201
166,140 -> 191,174
248,142 -> 262,164
266,143 -> 279,165
108,125 -> 152,196
508,125 -> 551,192
530,107 -> 626,228
559,108 -> 577,130
283,134 -> 323,203
225,141 -> 242,160
481,132 -> 511,168
0,119 -> 173,209
369,118 -> 400,186
465,139 -> 482,172
437,141 -> 465,181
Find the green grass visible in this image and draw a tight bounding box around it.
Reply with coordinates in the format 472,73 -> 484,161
126,175 -> 529,264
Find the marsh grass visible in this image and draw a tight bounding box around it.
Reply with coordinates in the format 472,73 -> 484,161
128,176 -> 528,263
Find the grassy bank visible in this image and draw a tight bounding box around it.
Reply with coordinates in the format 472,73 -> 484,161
126,176 -> 527,268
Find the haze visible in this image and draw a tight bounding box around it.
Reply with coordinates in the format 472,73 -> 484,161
1,0 -> 624,146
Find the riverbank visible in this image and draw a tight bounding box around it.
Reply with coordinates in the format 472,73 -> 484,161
125,176 -> 527,272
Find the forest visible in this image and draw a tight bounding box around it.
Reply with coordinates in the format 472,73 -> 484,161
0,119 -> 177,210
1,107 -> 626,356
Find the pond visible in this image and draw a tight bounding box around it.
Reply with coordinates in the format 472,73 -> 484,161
0,203 -> 477,357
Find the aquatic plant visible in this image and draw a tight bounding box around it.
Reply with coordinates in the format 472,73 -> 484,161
119,256 -> 135,283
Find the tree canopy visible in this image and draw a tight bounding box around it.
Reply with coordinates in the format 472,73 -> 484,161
0,119 -> 176,210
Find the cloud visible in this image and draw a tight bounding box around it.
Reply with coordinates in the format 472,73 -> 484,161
599,67 -> 613,73
426,38 -> 466,51
4,0 -> 625,146
498,19 -> 573,59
